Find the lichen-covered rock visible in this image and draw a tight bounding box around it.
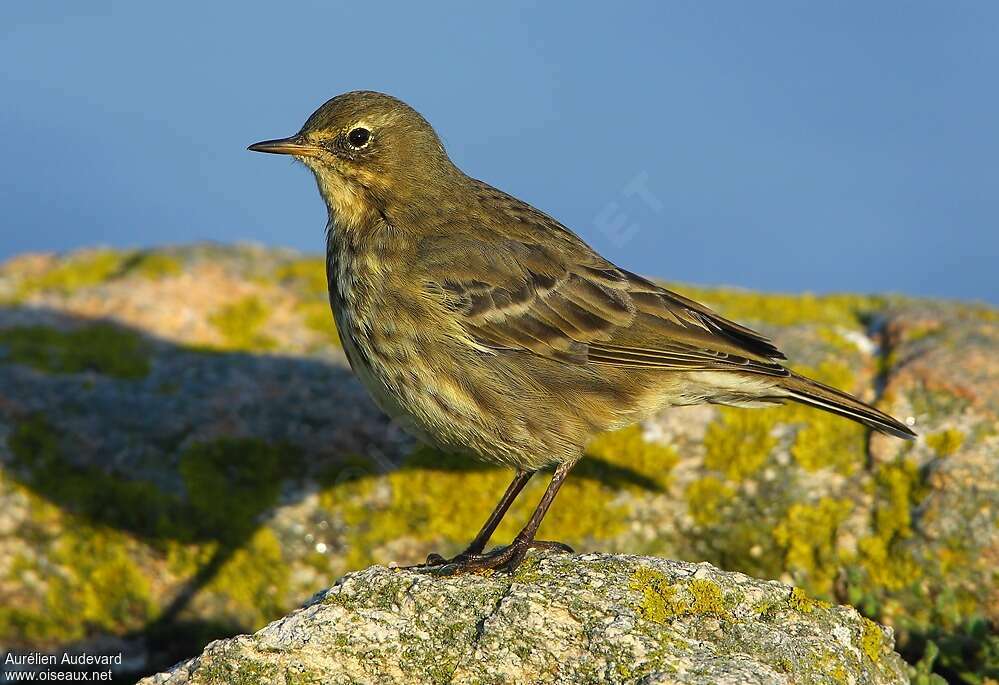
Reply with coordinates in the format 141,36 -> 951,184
138,552 -> 908,685
1,245 -> 994,682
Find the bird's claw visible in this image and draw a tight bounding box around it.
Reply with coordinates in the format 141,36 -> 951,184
403,539 -> 574,574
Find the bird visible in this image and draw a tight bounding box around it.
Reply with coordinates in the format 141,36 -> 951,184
249,90 -> 915,573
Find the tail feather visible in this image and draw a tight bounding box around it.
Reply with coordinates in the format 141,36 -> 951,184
782,373 -> 916,440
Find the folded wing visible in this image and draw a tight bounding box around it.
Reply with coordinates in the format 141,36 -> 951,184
430,234 -> 788,379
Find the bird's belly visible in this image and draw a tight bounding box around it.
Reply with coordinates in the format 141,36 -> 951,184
334,310 -> 439,446
335,316 -> 546,466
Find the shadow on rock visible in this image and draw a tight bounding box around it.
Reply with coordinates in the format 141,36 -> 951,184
0,305 -> 664,681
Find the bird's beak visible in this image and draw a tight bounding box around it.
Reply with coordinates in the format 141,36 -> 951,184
247,135 -> 322,157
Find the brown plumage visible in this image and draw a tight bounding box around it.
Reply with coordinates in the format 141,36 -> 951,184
249,91 -> 915,573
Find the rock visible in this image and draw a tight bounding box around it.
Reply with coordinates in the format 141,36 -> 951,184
1,245 -> 994,682
138,552 -> 908,685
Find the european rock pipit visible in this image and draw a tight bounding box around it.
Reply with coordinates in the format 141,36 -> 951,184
250,91 -> 914,573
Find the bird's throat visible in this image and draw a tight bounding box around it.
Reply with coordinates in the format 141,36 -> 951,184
310,164 -> 378,232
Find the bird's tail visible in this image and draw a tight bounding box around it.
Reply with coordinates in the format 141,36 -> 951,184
780,373 -> 916,440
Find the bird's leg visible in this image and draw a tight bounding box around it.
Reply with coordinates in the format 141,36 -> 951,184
445,459 -> 578,574
459,469 -> 536,557
410,469 -> 534,568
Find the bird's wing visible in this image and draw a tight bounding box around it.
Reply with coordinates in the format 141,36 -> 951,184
424,230 -> 788,378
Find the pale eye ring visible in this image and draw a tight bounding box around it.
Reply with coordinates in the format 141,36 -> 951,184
347,127 -> 371,148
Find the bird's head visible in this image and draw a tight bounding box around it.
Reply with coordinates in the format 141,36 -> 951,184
249,91 -> 458,229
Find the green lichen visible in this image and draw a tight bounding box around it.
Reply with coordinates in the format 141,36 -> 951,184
906,383 -> 971,423
511,552 -> 546,584
703,406 -> 778,480
179,438 -> 302,542
8,416 -> 300,547
0,323 -> 151,378
208,296 -> 277,351
926,429 -> 964,457
774,498 -> 853,596
16,249 -> 127,297
194,656 -> 279,685
8,415 -> 181,538
685,476 -> 734,527
0,429 -> 156,647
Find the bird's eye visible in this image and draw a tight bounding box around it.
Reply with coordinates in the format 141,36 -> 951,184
347,127 -> 371,148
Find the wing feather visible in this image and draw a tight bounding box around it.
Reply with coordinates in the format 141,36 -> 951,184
421,182 -> 788,376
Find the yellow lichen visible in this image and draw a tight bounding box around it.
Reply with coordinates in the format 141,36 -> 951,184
796,359 -> 859,390
629,567 -> 683,622
122,252 -> 183,280
858,459 -> 925,590
274,258 -> 341,348
628,568 -> 728,623
688,578 -> 727,615
703,407 -> 779,480
585,425 -> 679,491
207,527 -> 289,627
816,327 -> 865,355
275,257 -> 327,296
790,414 -> 866,475
2,423 -> 305,647
776,361 -> 867,475
322,429 -> 677,569
297,300 -> 341,348
788,586 -> 831,613
48,526 -> 154,637
774,498 -> 853,596
667,286 -> 883,328
0,516 -> 154,644
685,476 -> 735,526
860,617 -> 884,663
207,296 -> 277,351
925,429 -> 964,457
16,249 -> 127,297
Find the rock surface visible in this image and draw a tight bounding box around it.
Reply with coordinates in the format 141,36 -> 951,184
138,552 -> 909,685
0,245 -> 994,682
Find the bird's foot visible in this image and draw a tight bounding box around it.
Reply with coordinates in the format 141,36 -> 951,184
405,539 -> 574,574
399,549 -> 478,570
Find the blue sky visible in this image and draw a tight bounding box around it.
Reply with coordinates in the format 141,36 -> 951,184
2,2 -> 996,303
